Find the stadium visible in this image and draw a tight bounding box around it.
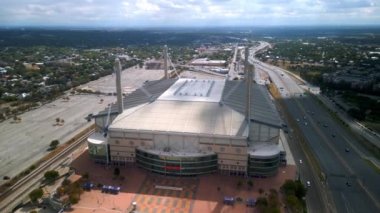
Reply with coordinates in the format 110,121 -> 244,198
87,57 -> 287,177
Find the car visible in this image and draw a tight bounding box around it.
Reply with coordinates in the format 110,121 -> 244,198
304,122 -> 308,126
306,181 -> 311,187
346,182 -> 352,187
296,118 -> 300,122
323,124 -> 328,128
299,159 -> 303,164
332,134 -> 336,138
345,148 -> 350,152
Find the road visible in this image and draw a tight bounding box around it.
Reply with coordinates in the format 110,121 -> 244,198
227,44 -> 238,80
249,43 -> 330,212
254,58 -> 380,212
276,65 -> 380,148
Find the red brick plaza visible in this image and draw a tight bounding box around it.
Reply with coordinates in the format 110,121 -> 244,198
70,150 -> 296,213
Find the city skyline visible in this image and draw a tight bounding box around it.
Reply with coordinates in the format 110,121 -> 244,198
0,0 -> 379,27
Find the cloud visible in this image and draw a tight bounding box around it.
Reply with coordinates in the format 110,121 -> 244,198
0,0 -> 379,26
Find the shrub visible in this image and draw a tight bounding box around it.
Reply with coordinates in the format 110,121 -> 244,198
114,168 -> 120,176
69,193 -> 80,204
44,170 -> 59,182
83,172 -> 89,180
247,179 -> 253,188
29,188 -> 43,203
237,180 -> 243,188
49,140 -> 60,149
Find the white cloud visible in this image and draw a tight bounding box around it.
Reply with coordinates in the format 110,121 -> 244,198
0,0 -> 379,26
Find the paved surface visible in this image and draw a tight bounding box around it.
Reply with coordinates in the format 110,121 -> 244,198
79,67 -> 164,94
227,44 -> 238,80
256,59 -> 380,213
71,150 -> 296,213
133,177 -> 197,213
279,65 -> 380,148
0,94 -> 113,184
0,66 -> 164,185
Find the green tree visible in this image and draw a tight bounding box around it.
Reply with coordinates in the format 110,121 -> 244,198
29,188 -> 43,203
237,180 -> 243,189
44,170 -> 59,182
83,172 -> 89,180
69,193 -> 80,204
256,197 -> 268,212
286,195 -> 304,213
114,167 -> 120,176
49,140 -> 59,149
247,179 -> 253,188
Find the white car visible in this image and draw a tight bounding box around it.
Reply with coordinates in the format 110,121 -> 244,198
306,181 -> 311,187
299,159 -> 303,164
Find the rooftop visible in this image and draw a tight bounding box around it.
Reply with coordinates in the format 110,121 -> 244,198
101,78 -> 281,138
158,78 -> 225,102
110,98 -> 248,137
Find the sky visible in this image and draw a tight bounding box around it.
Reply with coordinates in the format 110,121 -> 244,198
0,0 -> 379,27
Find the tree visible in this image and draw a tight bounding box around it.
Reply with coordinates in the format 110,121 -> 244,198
29,188 -> 43,203
281,179 -> 307,213
114,167 -> 120,176
44,170 -> 59,182
286,195 -> 304,213
69,193 -> 80,204
237,180 -> 243,189
247,179 -> 253,189
83,172 -> 89,180
256,197 -> 268,211
49,140 -> 59,149
259,188 -> 264,194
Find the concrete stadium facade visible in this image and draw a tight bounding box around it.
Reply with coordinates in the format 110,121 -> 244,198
87,59 -> 286,177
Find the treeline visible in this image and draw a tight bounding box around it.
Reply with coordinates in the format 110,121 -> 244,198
342,92 -> 380,122
0,29 -> 239,48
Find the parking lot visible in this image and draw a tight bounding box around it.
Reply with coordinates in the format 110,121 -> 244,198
0,66 -> 164,184
78,67 -> 164,94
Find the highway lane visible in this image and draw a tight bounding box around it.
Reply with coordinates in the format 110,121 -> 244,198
258,60 -> 380,149
227,44 -> 238,80
249,43 -> 328,212
255,65 -> 332,213
256,61 -> 380,213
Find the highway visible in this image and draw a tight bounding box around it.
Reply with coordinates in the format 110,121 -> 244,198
278,65 -> 380,149
253,57 -> 380,212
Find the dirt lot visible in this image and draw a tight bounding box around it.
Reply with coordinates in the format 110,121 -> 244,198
70,151 -> 296,213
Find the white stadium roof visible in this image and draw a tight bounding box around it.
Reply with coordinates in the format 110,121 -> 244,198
99,78 -> 281,138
